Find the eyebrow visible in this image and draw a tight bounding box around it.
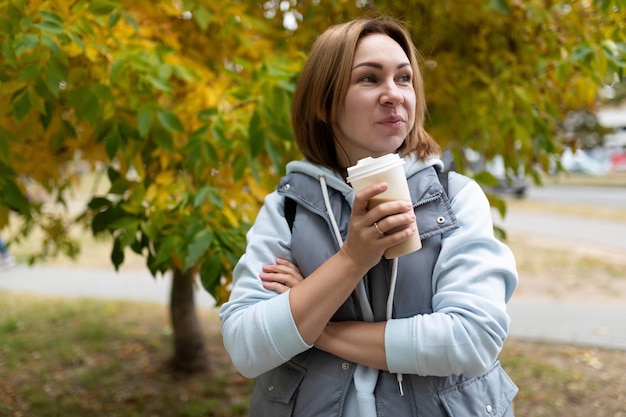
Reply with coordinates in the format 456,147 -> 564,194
352,62 -> 411,70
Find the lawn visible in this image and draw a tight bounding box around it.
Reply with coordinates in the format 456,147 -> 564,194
1,291 -> 625,417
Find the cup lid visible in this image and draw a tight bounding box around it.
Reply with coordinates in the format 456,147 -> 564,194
346,153 -> 405,183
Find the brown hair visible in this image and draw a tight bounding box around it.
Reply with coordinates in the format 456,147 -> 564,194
291,17 -> 440,172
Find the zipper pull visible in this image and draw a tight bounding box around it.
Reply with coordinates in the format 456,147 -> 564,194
397,373 -> 404,396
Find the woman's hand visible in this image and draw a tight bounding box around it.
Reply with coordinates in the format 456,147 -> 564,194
260,258 -> 304,293
340,182 -> 417,270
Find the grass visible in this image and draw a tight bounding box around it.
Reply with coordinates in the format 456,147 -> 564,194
2,292 -> 626,417
543,170 -> 626,188
0,293 -> 254,417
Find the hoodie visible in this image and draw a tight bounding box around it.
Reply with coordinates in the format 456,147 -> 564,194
219,154 -> 518,416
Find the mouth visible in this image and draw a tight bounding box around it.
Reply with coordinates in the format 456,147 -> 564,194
379,116 -> 405,128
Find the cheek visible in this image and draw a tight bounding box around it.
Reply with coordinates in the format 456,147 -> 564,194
406,97 -> 417,122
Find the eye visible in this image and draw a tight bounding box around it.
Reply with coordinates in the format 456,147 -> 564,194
397,74 -> 412,83
359,75 -> 377,83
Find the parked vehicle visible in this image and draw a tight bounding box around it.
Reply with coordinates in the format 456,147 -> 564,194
442,149 -> 527,198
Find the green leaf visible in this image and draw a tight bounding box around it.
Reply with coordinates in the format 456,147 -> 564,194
34,21 -> 64,34
173,65 -> 197,82
120,183 -> 146,215
111,238 -> 124,271
153,236 -> 178,267
17,63 -> 41,81
92,205 -> 124,234
248,110 -> 264,157
152,127 -> 174,151
41,34 -> 63,59
146,75 -> 172,92
569,45 -> 595,63
473,170 -> 500,187
0,128 -> 10,163
87,197 -> 112,211
2,38 -> 17,67
184,229 -> 213,271
39,11 -> 64,26
0,180 -> 29,213
265,137 -> 282,173
67,32 -> 85,51
137,108 -> 152,138
11,89 -> 30,120
109,176 -> 133,195
193,187 -> 212,209
109,10 -> 122,27
199,253 -> 222,295
45,60 -> 66,97
489,0 -> 511,14
88,0 -> 118,16
198,107 -> 217,120
13,33 -> 39,57
233,157 -> 247,181
156,109 -> 184,132
104,126 -> 121,159
193,5 -> 214,31
68,87 -> 100,124
123,13 -> 139,33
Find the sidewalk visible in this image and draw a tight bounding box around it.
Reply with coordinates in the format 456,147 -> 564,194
0,263 -> 216,309
2,263 -> 626,351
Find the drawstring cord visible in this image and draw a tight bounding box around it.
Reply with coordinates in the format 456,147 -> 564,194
319,175 -> 343,249
387,257 -> 403,395
319,175 -> 404,397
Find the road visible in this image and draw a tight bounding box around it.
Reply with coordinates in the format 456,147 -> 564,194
494,183 -> 626,251
524,183 -> 626,208
494,182 -> 626,350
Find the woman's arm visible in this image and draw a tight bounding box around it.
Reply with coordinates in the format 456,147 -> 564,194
262,259 -> 389,370
220,182 -> 417,377
286,182 -> 416,345
385,178 -> 518,377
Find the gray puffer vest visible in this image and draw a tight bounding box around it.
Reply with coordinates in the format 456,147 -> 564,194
248,166 -> 517,417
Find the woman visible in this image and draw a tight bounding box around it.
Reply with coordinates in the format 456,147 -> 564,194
219,16 -> 519,417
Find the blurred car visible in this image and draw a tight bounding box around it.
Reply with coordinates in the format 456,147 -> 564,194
560,147 -> 610,175
484,154 -> 527,197
442,149 -> 527,198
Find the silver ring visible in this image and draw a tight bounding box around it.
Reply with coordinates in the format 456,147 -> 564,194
373,222 -> 384,236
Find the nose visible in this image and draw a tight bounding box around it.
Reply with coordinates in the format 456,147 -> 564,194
379,80 -> 404,106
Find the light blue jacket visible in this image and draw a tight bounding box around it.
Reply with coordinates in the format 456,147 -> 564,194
219,155 -> 519,416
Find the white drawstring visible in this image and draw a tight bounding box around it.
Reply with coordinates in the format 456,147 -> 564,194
386,257 -> 403,395
319,175 -> 343,249
319,175 -> 403,404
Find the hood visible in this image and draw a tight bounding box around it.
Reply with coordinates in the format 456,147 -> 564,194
286,153 -> 443,199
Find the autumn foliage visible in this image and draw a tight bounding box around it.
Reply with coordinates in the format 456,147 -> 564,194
1,0 -> 625,300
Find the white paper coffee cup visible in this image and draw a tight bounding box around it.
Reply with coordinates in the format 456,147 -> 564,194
346,153 -> 421,258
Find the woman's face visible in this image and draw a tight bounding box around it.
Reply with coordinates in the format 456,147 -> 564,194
334,33 -> 416,168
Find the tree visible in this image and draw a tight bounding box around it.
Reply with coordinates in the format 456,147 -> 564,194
1,0 -> 625,373
0,0 -> 303,372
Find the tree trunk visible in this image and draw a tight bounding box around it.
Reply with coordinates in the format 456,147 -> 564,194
169,268 -> 209,373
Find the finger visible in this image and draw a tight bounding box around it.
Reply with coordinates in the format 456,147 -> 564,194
352,182 -> 389,213
264,259 -> 304,281
260,272 -> 301,287
373,210 -> 416,237
262,281 -> 289,294
367,199 -> 414,220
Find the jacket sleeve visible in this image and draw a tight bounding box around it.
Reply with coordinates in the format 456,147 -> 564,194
218,191 -> 312,378
384,174 -> 518,377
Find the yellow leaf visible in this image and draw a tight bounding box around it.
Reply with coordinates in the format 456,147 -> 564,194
155,170 -> 176,186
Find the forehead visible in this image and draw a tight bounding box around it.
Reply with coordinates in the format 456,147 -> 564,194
353,33 -> 409,65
